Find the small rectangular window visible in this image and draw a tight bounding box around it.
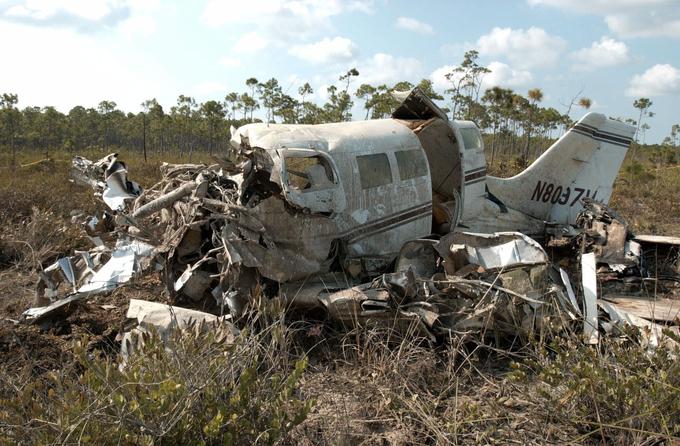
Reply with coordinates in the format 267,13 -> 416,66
460,127 -> 482,150
357,153 -> 392,189
395,149 -> 428,181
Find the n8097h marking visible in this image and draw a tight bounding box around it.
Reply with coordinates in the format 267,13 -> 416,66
530,180 -> 598,207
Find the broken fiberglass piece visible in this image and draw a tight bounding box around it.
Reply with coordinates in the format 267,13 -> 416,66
121,299 -> 239,360
598,300 -> 679,350
126,299 -> 236,333
634,234 -> 680,246
600,295 -> 680,323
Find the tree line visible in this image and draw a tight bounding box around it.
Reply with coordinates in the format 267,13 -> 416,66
1,50 -> 677,166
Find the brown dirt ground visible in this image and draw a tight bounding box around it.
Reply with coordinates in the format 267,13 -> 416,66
0,269 -> 167,377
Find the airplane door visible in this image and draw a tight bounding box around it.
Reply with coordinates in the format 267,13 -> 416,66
279,149 -> 347,214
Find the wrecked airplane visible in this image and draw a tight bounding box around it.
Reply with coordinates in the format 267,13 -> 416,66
22,88 -> 679,352
226,87 -> 636,278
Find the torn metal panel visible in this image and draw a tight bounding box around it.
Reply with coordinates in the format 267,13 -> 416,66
78,239 -> 154,293
318,284 -> 391,325
582,252 -> 599,344
102,157 -> 142,211
126,299 -> 235,332
559,267 -> 582,317
22,293 -> 88,325
279,272 -> 354,309
71,153 -> 141,211
34,248 -> 107,306
316,266 -> 563,342
436,231 -> 549,272
31,238 -> 153,316
391,87 -> 449,122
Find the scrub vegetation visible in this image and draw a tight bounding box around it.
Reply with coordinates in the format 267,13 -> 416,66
1,152 -> 678,445
1,51 -> 679,445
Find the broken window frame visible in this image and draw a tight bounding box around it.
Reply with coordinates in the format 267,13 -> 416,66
278,148 -> 346,214
280,149 -> 338,192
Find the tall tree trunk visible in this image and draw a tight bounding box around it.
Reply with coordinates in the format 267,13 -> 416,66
490,125 -> 497,167
10,133 -> 16,168
142,113 -> 147,163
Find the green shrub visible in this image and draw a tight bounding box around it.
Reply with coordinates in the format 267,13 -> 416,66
512,336 -> 680,444
0,325 -> 313,445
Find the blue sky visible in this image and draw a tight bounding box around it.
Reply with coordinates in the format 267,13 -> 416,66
1,0 -> 679,142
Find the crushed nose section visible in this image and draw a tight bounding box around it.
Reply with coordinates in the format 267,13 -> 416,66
25,150 -> 337,325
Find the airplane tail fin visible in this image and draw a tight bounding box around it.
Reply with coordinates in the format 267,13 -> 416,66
486,113 -> 635,225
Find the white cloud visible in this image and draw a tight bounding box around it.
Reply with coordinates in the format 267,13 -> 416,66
4,0 -> 121,21
483,61 -> 533,88
0,21 -> 174,113
430,65 -> 456,92
218,56 -> 241,68
570,37 -> 629,71
0,0 -> 160,35
357,53 -> 423,85
477,27 -> 567,69
202,0 -> 374,40
528,0 -> 680,38
430,61 -> 532,92
233,31 -> 269,53
289,36 -> 357,64
1,0 -> 132,31
627,64 -> 680,96
191,81 -> 228,97
395,16 -> 434,35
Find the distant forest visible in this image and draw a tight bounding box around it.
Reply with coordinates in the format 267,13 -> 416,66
1,51 -> 677,166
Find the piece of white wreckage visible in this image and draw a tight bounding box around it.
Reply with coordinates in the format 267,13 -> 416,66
21,89 -> 679,351
120,299 -> 239,361
23,238 -> 154,325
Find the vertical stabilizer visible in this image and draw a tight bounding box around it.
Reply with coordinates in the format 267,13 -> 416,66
486,113 -> 635,225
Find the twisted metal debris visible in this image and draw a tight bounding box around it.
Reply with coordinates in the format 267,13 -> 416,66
23,153 -> 680,351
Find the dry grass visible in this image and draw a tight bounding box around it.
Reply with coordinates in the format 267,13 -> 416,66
0,148 -> 678,445
610,162 -> 680,236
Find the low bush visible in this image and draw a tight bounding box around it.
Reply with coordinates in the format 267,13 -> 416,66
0,323 -> 313,445
512,336 -> 680,444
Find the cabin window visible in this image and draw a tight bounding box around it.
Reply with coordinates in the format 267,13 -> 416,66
395,149 -> 428,181
460,127 -> 482,150
357,153 -> 392,189
285,155 -> 335,191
